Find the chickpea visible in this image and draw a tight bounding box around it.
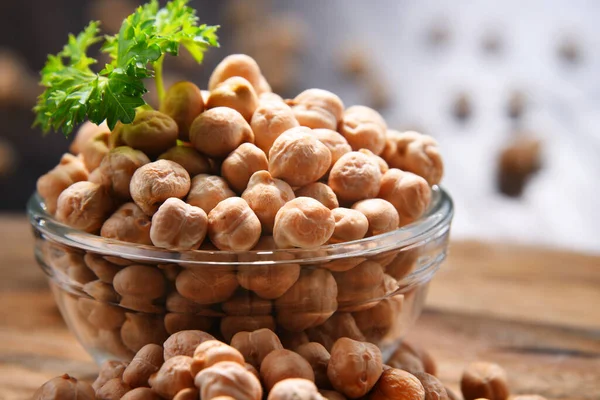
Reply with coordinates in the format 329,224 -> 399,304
328,151 -> 382,204
117,110 -> 179,157
113,264 -> 166,311
208,54 -> 266,95
461,362 -> 509,400
191,340 -> 245,375
94,146 -> 150,199
82,253 -> 118,283
78,298 -> 126,330
121,313 -> 169,353
222,289 -> 273,315
259,92 -> 284,104
328,338 -> 383,398
268,127 -> 332,187
207,76 -> 259,121
334,260 -> 384,301
70,120 -> 109,155
328,207 -> 369,244
251,100 -> 299,154
159,145 -> 211,177
279,330 -> 310,351
166,292 -> 211,314
398,342 -> 437,378
306,313 -> 365,352
220,315 -> 276,343
296,342 -> 331,389
37,153 -> 89,214
93,328 -> 136,360
96,378 -> 131,400
275,269 -> 338,332
83,280 -> 119,303
311,129 -> 352,170
187,174 -> 235,215
230,328 -> 283,369
359,148 -> 389,175
101,203 -> 152,245
194,361 -> 263,400
208,197 -> 262,251
236,249 -> 301,299
387,346 -> 425,375
378,169 -> 431,225
412,372 -> 449,400
121,388 -> 162,400
353,294 -> 403,342
81,130 -> 110,171
268,379 -> 323,400
150,198 -> 208,250
369,368 -> 425,400
352,198 -> 399,236
241,171 -> 295,234
93,361 -> 129,391
130,160 -> 191,216
273,197 -> 335,248
173,388 -> 200,400
164,313 -> 214,335
221,143 -> 268,193
149,355 -> 194,399
381,131 -> 443,186
338,106 -> 387,155
160,81 -> 205,141
295,182 -> 339,209
261,349 -> 315,391
163,330 -> 216,360
176,266 -> 238,304
189,107 -> 254,158
122,343 -> 164,388
56,181 -> 114,233
289,89 -> 344,130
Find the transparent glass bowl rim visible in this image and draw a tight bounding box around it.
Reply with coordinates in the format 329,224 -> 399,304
27,186 -> 453,267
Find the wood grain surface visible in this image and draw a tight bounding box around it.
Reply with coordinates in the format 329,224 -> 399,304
0,215 -> 598,400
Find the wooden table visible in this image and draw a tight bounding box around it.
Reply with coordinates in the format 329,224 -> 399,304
0,215 -> 598,400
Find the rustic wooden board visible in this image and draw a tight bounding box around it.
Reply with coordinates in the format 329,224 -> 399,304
0,215 -> 598,400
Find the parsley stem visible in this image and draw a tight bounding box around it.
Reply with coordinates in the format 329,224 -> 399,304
154,54 -> 166,103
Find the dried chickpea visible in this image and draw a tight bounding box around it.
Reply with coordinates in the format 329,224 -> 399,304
320,390 -> 347,400
189,107 -> 254,158
268,127 -> 332,187
78,298 -> 126,330
352,198 -> 399,236
163,330 -> 216,360
94,146 -> 150,199
113,264 -> 166,311
81,130 -> 110,171
56,181 -> 114,233
36,153 -> 89,214
268,379 -> 323,400
164,313 -> 214,335
221,289 -> 273,315
251,100 -> 299,154
130,160 -> 191,216
101,203 -> 152,245
176,266 -> 238,304
230,328 -> 283,369
220,315 -> 276,343
387,346 -> 425,375
379,169 -> 431,225
207,76 -> 259,121
70,120 -> 109,155
149,355 -> 194,399
121,388 -> 162,400
359,148 -> 389,175
123,343 -> 164,388
393,341 -> 437,377
187,174 -> 235,214
295,182 -> 339,209
306,313 -> 365,351
289,89 -> 344,130
296,342 -> 331,389
93,328 -> 136,360
208,197 -> 262,251
221,143 -> 268,193
118,110 -> 179,157
328,338 -> 383,398
160,81 -> 205,141
173,388 -> 200,400
381,131 -> 443,186
461,362 -> 509,400
412,372 -> 449,400
339,106 -> 387,155
158,146 -> 211,177
191,340 -> 245,375
83,280 -> 119,303
208,54 -> 266,94
329,207 -> 369,244
166,292 -> 211,314
261,349 -> 315,392
84,253 -> 120,283
353,294 -> 403,342
369,368 -> 425,400
273,197 -> 335,248
195,361 -> 263,400
334,260 -> 385,301
259,92 -> 284,103
328,151 -> 382,204
121,313 -> 169,353
93,361 -> 128,391
96,378 -> 131,400
310,129 -> 352,170
150,198 -> 208,250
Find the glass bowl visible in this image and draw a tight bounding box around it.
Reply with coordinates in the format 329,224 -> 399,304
27,186 -> 453,364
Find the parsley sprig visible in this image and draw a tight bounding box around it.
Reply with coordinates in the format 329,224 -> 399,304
34,0 -> 219,136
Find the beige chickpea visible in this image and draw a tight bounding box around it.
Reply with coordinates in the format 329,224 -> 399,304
150,198 -> 208,250
191,340 -> 245,375
352,198 -> 399,236
369,368 -> 425,400
261,349 -> 315,392
159,146 -> 211,177
339,106 -> 387,155
353,294 -> 403,342
359,148 -> 389,175
328,151 -> 382,205
392,342 -> 437,377
101,203 -> 152,245
207,76 -> 259,121
96,378 -> 131,400
70,120 -> 109,155
149,355 -> 194,399
275,269 -> 338,332
78,298 -> 125,330
220,315 -> 276,343
160,81 -> 205,141
244,363 -> 261,381
328,338 -> 383,398
273,197 -> 335,248
163,330 -> 216,360
123,343 -> 164,388
37,153 -> 89,214
306,313 -> 365,352
121,313 -> 169,353
412,372 -> 449,400
221,143 -> 268,193
56,181 -> 114,233
93,361 -> 129,391
241,171 -> 295,234
166,292 -> 212,314
81,130 -> 110,171
381,131 -> 443,185
251,100 -> 299,154
296,342 -> 331,389
268,379 -> 323,400
173,388 -> 200,400
94,146 -> 150,199
83,280 -> 120,303
378,169 -> 431,225
295,182 -> 339,209
113,264 -> 166,311
130,160 -> 191,216
208,54 -> 266,95
236,252 -> 301,300
259,92 -> 284,104
187,174 -> 235,215
289,89 -> 344,130
334,260 -> 386,311
117,110 -> 179,157
84,253 -> 120,283
93,328 -> 136,360
176,266 -> 238,304
164,313 -> 214,335
194,361 -> 263,400
222,289 -> 273,315
190,107 -> 254,158
207,197 -> 262,251
230,328 -> 283,369
461,362 -> 509,400
310,129 -> 352,170
121,388 -> 162,400
385,248 -> 420,280
329,207 -> 369,244
387,347 -> 425,375
268,127 -> 332,187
